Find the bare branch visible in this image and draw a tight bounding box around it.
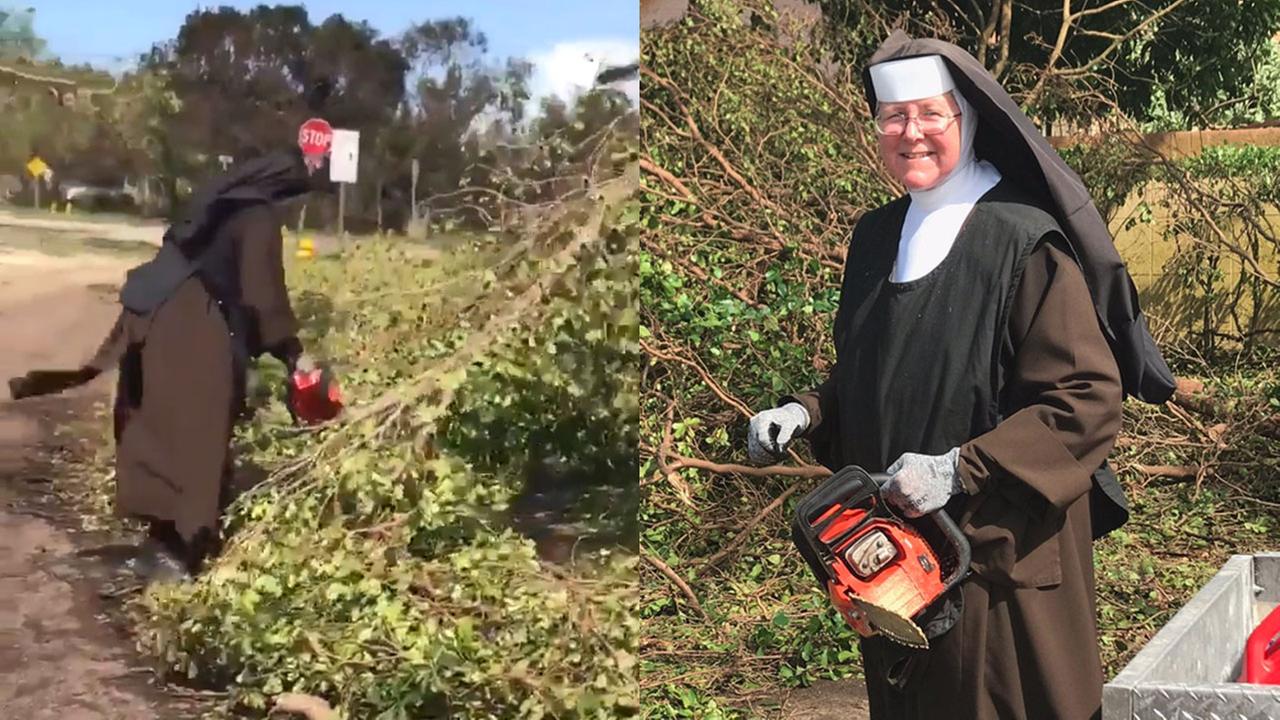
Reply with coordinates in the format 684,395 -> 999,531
993,0 -> 1014,79
642,546 -> 708,618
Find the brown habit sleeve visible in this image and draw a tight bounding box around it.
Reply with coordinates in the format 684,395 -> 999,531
956,238 -> 1122,514
234,204 -> 301,363
784,376 -> 834,440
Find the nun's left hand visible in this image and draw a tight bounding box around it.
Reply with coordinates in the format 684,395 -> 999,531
882,447 -> 964,518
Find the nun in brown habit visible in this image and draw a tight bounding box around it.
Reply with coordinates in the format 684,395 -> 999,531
747,33 -> 1175,720
9,148 -> 328,578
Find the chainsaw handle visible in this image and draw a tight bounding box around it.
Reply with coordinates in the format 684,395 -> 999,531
927,505 -> 971,592
867,472 -> 971,593
796,467 -> 881,521
792,466 -> 883,585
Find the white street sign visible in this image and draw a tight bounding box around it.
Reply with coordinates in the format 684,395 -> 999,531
329,129 -> 360,184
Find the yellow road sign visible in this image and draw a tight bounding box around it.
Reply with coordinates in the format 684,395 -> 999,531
26,156 -> 48,178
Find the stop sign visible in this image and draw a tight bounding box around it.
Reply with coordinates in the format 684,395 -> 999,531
297,118 -> 333,156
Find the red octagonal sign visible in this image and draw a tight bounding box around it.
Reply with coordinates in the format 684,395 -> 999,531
298,117 -> 334,157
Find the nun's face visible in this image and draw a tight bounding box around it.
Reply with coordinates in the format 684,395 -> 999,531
876,92 -> 963,192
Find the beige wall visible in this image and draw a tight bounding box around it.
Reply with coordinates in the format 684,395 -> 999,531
1045,128 -> 1280,347
1050,127 -> 1280,158
1110,187 -> 1280,348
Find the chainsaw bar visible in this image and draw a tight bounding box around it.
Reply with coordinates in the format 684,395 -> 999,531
852,596 -> 928,649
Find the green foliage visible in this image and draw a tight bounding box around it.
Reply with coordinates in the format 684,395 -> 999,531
1223,40 -> 1280,128
132,170 -> 641,718
1134,0 -> 1280,127
445,206 -> 640,483
642,686 -> 750,720
1181,144 -> 1280,200
1057,136 -> 1154,224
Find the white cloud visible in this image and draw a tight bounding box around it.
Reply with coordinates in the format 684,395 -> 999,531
527,37 -> 640,108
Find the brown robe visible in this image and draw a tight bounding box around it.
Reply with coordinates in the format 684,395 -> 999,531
790,241 -> 1122,720
88,204 -> 300,543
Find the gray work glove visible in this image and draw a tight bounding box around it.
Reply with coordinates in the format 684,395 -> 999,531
882,447 -> 964,518
747,403 -> 810,465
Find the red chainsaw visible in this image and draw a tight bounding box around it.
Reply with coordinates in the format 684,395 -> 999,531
286,365 -> 343,425
792,465 -> 971,649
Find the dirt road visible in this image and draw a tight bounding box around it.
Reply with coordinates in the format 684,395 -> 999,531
0,209 -> 164,246
0,236 -> 204,719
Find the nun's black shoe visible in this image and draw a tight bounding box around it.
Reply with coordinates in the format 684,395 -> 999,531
122,538 -> 192,584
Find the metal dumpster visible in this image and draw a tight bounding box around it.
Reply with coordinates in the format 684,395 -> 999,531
1103,553 -> 1280,719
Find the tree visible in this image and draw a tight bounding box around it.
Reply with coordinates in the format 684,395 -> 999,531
133,5 -> 411,222
0,6 -> 44,60
818,0 -> 1280,126
2,4 -> 598,232
399,20 -> 532,198
141,6 -> 407,179
97,68 -> 183,211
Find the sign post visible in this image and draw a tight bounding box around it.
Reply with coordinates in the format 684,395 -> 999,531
26,156 -> 48,210
410,158 -> 419,223
329,129 -> 360,237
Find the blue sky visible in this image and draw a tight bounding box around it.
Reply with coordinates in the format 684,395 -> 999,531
25,1 -> 638,102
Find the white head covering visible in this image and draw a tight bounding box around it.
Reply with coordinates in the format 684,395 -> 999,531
869,55 -> 954,103
869,54 -> 1001,283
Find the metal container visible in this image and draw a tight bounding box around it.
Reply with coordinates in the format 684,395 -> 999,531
1103,553 -> 1280,719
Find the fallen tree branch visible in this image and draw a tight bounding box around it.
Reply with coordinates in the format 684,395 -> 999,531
1166,401 -> 1217,446
640,156 -> 697,201
698,483 -> 806,573
1169,377 -> 1280,440
272,693 -> 336,720
641,338 -> 754,419
658,402 -> 697,509
642,65 -> 785,218
1133,464 -> 1200,480
649,246 -> 763,309
642,546 -> 708,618
667,455 -> 829,479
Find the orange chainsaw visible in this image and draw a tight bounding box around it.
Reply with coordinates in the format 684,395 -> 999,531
792,465 -> 971,649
